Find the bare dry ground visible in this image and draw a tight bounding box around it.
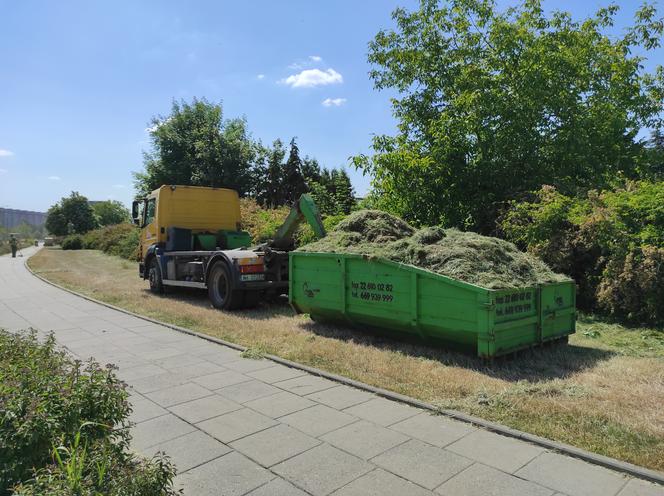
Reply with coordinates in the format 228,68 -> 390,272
28,248 -> 664,471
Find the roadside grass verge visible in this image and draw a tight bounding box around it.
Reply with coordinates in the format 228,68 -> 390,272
29,247 -> 664,471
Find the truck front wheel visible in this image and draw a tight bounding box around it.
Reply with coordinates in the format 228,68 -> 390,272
148,257 -> 164,294
208,262 -> 243,310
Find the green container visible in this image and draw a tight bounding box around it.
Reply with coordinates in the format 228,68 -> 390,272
196,234 -> 218,250
289,252 -> 576,358
218,230 -> 252,249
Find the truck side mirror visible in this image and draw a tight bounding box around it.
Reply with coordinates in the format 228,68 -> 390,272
132,200 -> 141,226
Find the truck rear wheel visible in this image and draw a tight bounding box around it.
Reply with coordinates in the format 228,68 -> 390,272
208,262 -> 243,310
148,257 -> 164,294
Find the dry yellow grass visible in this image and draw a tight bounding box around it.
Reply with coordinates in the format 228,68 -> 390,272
28,248 -> 664,470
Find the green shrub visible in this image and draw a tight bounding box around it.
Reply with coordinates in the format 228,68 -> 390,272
596,246 -> 664,324
501,181 -> 664,323
239,198 -> 290,243
61,235 -> 83,250
81,224 -> 139,260
0,330 -> 177,495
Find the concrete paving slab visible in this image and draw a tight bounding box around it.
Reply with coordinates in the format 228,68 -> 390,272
244,390 -> 316,418
245,477 -> 309,496
129,372 -> 189,394
618,479 -> 664,496
150,353 -> 208,370
321,420 -> 409,460
280,404 -> 357,437
145,382 -> 213,407
140,347 -> 187,361
306,384 -> 374,410
192,369 -> 252,389
194,347 -> 244,365
516,452 -> 628,496
216,379 -> 281,403
274,373 -> 338,396
246,364 -> 308,384
117,363 -> 168,381
168,394 -> 243,424
196,408 -> 278,443
372,439 -> 472,490
390,412 -> 475,448
222,357 -> 275,373
272,443 -> 373,496
128,397 -> 168,424
147,430 -> 231,473
331,468 -> 434,496
446,428 -> 544,473
436,463 -> 555,496
175,452 -> 274,496
161,361 -> 226,379
344,397 -> 420,426
230,424 -> 320,467
131,414 -> 197,452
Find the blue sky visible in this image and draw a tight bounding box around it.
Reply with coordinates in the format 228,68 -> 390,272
0,0 -> 662,212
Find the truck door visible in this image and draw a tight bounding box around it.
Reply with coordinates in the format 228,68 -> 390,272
141,197 -> 157,257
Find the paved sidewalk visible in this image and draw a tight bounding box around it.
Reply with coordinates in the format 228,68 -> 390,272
1,247 -> 663,496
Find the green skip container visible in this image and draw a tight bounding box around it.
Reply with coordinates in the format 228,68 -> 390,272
289,252 -> 576,358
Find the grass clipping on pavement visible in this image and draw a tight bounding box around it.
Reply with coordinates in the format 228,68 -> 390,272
298,210 -> 569,289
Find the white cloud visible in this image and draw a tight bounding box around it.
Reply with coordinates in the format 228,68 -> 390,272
309,55 -> 322,62
0,168 -> 7,174
257,74 -> 265,80
281,68 -> 343,88
0,149 -> 14,157
322,97 -> 347,107
48,176 -> 61,181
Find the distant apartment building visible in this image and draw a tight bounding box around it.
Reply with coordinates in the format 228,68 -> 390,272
0,208 -> 47,228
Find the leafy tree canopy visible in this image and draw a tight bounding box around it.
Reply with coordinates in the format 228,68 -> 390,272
92,200 -> 130,226
134,98 -> 256,196
46,192 -> 98,236
355,0 -> 664,232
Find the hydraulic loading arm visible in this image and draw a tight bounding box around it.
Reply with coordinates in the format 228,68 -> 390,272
270,194 -> 326,250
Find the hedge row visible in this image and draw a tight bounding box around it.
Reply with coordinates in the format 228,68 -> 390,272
0,329 -> 177,495
61,224 -> 139,261
501,181 -> 664,325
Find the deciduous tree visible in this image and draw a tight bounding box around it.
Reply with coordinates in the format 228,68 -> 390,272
356,0 -> 664,231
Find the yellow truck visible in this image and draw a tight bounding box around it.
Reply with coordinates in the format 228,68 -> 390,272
132,185 -> 325,310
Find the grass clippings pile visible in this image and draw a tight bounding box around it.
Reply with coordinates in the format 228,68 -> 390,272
298,210 -> 569,289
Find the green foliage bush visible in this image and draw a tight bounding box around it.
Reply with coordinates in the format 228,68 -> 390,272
0,330 -> 178,495
239,198 -> 290,242
82,224 -> 139,260
596,246 -> 664,324
61,235 -> 83,251
501,181 -> 664,324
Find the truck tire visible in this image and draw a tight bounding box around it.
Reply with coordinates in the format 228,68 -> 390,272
148,257 -> 164,294
208,262 -> 243,310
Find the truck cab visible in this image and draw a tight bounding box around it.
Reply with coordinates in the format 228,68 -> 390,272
132,185 -> 324,310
